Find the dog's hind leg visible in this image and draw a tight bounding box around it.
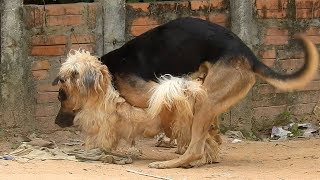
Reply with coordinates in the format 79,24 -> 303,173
149,60 -> 256,168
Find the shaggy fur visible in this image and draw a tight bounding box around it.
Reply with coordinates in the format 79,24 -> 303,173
54,50 -> 212,156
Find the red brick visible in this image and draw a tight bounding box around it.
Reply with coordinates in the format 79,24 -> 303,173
32,60 -> 50,70
296,8 -> 314,18
257,9 -> 287,18
190,15 -> 207,20
263,36 -> 289,45
37,83 -> 60,92
27,6 -> 45,28
127,2 -> 150,12
64,4 -> 85,15
31,45 -> 65,56
256,0 -> 288,10
257,80 -> 320,93
257,84 -> 280,94
47,15 -> 83,26
32,35 -> 66,46
45,4 -> 84,16
305,27 -> 320,35
70,34 -> 95,44
253,91 -> 320,108
32,70 -> 49,80
35,105 -> 56,117
215,22 -> 227,27
37,92 -> 58,104
45,4 -> 65,16
155,1 -> 189,9
288,103 -> 317,115
266,28 -> 289,36
261,58 -> 276,67
190,0 -> 225,10
277,50 -> 304,59
307,35 -> 320,44
131,25 -> 158,36
132,17 -> 158,26
88,3 -> 97,28
260,49 -> 276,59
70,44 -> 94,53
295,0 -> 319,9
314,9 -> 320,17
31,6 -> 45,27
253,105 -> 287,118
301,81 -> 320,91
208,13 -> 227,23
279,59 -> 304,70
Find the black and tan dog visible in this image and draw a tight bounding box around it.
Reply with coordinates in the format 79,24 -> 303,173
54,17 -> 319,168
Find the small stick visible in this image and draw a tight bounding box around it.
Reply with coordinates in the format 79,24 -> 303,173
126,169 -> 172,180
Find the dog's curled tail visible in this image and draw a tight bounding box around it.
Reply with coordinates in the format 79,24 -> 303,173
148,75 -> 207,119
254,35 -> 319,91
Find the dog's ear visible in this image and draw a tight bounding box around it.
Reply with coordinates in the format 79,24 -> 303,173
52,76 -> 65,86
82,70 -> 97,91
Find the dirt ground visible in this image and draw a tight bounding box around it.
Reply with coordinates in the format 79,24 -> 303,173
0,133 -> 319,180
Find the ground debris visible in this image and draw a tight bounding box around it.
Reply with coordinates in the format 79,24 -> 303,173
270,122 -> 319,141
126,169 -> 172,180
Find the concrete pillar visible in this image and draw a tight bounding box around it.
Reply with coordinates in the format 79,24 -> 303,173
97,0 -> 126,54
229,0 -> 258,135
0,0 -> 35,132
230,0 -> 258,47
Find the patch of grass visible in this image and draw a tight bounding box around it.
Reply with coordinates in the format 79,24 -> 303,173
274,111 -> 292,126
289,123 -> 303,137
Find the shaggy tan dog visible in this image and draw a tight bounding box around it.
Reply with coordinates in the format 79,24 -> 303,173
53,50 -> 219,165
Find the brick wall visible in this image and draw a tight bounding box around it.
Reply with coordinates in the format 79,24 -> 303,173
126,0 -> 229,39
22,0 -> 320,133
253,0 -> 320,129
24,3 -> 98,132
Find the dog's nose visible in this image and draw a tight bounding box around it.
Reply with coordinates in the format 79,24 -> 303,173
55,111 -> 74,128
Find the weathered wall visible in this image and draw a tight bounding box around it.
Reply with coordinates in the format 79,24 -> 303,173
252,0 -> 320,134
1,0 -> 319,135
125,0 -> 320,136
24,3 -> 99,132
0,0 -> 35,134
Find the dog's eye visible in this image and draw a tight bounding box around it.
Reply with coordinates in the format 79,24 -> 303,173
58,89 -> 67,101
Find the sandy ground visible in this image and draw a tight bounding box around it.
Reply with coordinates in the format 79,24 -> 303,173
0,136 -> 320,180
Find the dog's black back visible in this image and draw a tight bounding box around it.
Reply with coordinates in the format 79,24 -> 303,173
101,17 -> 258,81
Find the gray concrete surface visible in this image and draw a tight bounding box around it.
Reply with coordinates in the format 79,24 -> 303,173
0,0 -> 35,132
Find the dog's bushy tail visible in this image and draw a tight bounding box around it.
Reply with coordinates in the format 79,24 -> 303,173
148,74 -> 207,118
254,35 -> 319,91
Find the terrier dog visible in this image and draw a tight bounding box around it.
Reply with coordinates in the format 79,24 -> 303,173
53,50 -> 220,165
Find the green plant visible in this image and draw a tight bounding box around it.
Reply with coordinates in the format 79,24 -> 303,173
289,123 -> 303,137
274,111 -> 292,126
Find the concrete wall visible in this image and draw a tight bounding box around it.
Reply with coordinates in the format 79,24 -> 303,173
0,0 -> 35,134
1,0 -> 319,136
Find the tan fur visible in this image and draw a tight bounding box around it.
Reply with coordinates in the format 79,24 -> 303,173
106,36 -> 318,168
55,50 -> 209,155
258,35 -> 319,91
115,75 -> 157,108
56,50 -> 162,151
55,36 -> 318,168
